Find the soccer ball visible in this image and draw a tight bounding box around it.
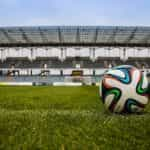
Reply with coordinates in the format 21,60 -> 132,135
99,65 -> 149,113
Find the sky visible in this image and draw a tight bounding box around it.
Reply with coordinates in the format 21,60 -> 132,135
0,0 -> 150,26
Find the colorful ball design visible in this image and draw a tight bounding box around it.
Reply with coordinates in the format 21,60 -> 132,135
99,65 -> 149,113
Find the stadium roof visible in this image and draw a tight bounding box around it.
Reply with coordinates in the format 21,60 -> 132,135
0,26 -> 150,47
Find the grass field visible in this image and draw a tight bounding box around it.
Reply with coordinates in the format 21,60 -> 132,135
0,86 -> 149,150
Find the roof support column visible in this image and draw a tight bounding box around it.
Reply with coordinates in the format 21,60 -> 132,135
60,47 -> 66,62
90,47 -> 96,62
30,48 -> 36,61
121,47 -> 128,62
148,48 -> 150,57
0,48 -> 3,62
1,48 -> 7,62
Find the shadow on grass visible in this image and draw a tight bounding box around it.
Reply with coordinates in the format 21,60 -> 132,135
103,109 -> 150,117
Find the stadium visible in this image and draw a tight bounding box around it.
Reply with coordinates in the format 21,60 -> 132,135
0,0 -> 150,149
0,26 -> 150,85
0,25 -> 149,149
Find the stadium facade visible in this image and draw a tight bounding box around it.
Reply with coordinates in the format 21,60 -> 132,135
0,26 -> 150,85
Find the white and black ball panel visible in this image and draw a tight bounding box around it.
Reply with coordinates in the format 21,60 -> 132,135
99,65 -> 149,113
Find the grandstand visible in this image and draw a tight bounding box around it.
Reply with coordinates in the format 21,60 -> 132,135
0,26 -> 150,85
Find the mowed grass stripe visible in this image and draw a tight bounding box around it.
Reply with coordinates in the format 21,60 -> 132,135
0,86 -> 149,150
0,86 -> 102,110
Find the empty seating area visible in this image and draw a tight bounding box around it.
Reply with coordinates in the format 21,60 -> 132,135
0,26 -> 149,82
0,46 -> 150,70
0,57 -> 150,69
